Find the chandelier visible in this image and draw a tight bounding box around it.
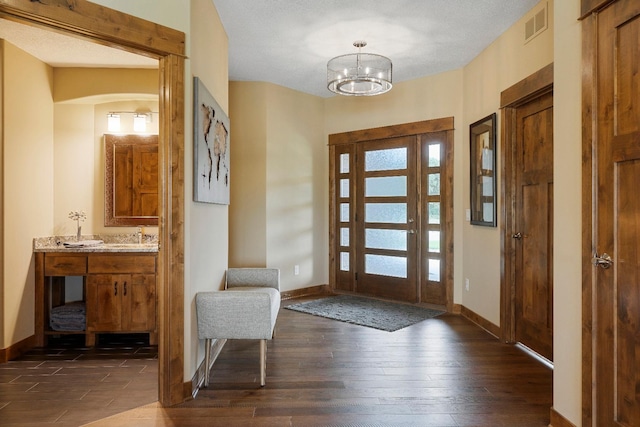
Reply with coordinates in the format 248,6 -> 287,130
327,41 -> 392,96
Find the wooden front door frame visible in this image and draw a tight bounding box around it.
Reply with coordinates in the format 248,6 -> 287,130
499,63 -> 553,343
0,0 -> 186,406
328,117 -> 455,311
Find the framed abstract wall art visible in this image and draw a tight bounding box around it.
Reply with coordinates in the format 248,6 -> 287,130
193,76 -> 230,204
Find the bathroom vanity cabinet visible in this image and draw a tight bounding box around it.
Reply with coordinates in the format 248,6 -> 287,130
34,248 -> 158,347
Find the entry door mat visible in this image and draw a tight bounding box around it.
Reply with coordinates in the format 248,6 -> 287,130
285,295 -> 444,332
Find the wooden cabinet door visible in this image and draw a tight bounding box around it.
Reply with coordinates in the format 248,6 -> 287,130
122,274 -> 156,331
87,274 -> 125,331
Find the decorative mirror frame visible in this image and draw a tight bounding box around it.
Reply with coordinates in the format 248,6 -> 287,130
105,134 -> 159,226
469,113 -> 497,227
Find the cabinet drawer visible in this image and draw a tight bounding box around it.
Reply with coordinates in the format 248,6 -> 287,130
44,256 -> 87,276
88,255 -> 156,274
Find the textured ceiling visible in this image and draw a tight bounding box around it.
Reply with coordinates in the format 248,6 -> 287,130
0,1 -> 540,98
212,0 -> 541,97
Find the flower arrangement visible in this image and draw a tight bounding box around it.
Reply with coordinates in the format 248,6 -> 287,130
68,210 -> 86,241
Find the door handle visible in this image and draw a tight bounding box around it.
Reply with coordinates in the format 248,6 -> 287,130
592,252 -> 613,269
407,230 -> 416,234
512,232 -> 523,240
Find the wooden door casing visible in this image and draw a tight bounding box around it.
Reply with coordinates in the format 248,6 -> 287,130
500,63 -> 553,354
0,0 -> 185,406
328,118 -> 455,310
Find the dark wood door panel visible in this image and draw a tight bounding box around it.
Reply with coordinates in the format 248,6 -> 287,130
589,1 -> 640,425
514,92 -> 554,361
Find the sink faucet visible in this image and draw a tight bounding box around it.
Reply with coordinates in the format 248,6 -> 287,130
137,227 -> 143,244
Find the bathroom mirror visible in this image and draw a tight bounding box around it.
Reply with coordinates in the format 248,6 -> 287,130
104,134 -> 159,226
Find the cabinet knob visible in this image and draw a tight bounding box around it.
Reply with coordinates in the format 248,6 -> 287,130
123,282 -> 127,296
114,282 -> 118,295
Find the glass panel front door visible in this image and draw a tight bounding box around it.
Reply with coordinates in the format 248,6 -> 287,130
355,136 -> 418,301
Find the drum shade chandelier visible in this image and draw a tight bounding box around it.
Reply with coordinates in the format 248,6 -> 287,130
327,41 -> 392,96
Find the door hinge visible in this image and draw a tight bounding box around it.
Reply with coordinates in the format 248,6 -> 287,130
355,272 -> 358,281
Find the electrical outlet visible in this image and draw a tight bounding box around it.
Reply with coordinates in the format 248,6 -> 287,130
465,278 -> 470,292
294,265 -> 300,276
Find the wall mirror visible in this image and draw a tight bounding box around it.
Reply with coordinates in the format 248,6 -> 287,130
470,113 -> 497,227
105,134 -> 159,226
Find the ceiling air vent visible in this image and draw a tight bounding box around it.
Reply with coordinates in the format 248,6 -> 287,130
524,2 -> 547,44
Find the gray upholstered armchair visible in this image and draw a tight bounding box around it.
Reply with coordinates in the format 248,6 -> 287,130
196,268 -> 281,388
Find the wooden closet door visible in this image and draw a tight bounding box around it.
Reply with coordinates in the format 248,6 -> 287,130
590,1 -> 640,425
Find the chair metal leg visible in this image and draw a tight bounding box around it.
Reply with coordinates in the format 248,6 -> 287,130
260,339 -> 266,386
204,338 -> 211,388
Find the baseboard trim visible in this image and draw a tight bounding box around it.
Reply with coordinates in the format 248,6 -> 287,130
549,407 -> 576,427
0,335 -> 36,363
459,305 -> 500,338
281,284 -> 332,300
186,338 -> 227,400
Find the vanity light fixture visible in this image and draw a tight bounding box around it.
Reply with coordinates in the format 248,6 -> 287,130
107,113 -> 120,132
133,113 -> 147,132
327,40 -> 392,96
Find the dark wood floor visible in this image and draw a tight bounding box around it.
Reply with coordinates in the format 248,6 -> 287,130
1,297 -> 552,426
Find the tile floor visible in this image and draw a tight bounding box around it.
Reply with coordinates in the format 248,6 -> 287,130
0,334 -> 157,427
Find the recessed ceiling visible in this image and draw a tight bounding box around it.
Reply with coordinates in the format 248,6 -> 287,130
212,0 -> 541,97
0,18 -> 157,69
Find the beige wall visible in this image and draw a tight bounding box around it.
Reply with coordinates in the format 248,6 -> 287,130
265,84 -> 327,291
1,41 -> 54,348
229,82 -> 268,267
53,68 -> 158,103
553,0 -> 582,424
2,2 -> 584,422
461,0 -> 554,325
53,97 -> 160,238
324,69 -> 465,303
186,0 -> 229,380
228,82 -> 327,292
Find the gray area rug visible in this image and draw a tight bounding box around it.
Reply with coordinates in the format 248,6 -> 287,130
285,295 -> 444,332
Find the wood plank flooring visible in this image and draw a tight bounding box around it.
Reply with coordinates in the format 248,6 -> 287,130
91,300 -> 552,427
84,298 -> 553,427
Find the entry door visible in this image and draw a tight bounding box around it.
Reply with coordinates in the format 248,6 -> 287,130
592,2 -> 640,425
513,92 -> 554,361
354,136 -> 418,302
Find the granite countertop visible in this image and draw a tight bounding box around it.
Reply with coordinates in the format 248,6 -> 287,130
33,234 -> 159,253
